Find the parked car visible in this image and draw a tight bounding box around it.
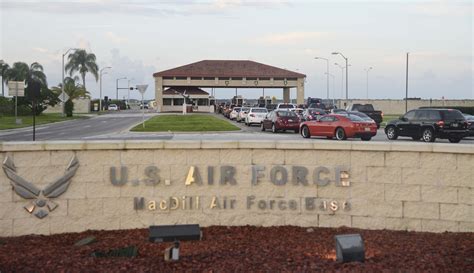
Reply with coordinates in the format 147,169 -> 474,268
385,108 -> 469,143
261,110 -> 300,133
463,114 -> 474,136
245,107 -> 268,126
236,107 -> 250,122
108,104 -> 119,111
346,103 -> 383,128
275,103 -> 296,110
302,108 -> 326,121
139,103 -> 149,109
300,114 -> 377,141
229,107 -> 241,120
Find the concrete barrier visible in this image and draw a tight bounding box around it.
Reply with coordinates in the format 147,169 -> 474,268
0,140 -> 472,236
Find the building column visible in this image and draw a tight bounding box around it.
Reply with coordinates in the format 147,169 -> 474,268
154,76 -> 163,112
283,87 -> 290,103
296,77 -> 305,105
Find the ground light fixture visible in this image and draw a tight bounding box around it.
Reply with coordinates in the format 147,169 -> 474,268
149,224 -> 202,262
334,234 -> 365,263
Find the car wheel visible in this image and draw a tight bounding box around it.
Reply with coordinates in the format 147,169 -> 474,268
301,126 -> 310,138
261,122 -> 265,131
272,123 -> 278,133
386,126 -> 398,140
361,136 -> 372,141
448,137 -> 461,143
335,127 -> 346,140
421,128 -> 435,142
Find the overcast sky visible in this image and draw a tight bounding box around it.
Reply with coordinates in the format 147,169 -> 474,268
1,0 -> 472,100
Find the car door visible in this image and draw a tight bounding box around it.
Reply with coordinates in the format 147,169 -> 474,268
263,112 -> 273,129
315,116 -> 333,136
397,110 -> 416,136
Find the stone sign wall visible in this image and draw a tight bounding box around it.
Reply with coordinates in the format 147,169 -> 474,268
0,140 -> 472,236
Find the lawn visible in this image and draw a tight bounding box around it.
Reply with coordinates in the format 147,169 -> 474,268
131,114 -> 240,132
0,113 -> 86,130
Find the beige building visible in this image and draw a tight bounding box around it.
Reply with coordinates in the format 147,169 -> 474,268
153,60 -> 306,112
162,86 -> 212,112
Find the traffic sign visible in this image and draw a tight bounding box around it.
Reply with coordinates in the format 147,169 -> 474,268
8,81 -> 25,97
59,91 -> 69,102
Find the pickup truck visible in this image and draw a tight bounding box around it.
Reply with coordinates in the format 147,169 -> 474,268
346,104 -> 383,128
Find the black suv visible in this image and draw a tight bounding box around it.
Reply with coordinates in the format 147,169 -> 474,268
385,109 -> 469,143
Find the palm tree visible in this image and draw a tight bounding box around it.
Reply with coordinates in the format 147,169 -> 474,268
65,49 -> 99,90
1,62 -> 9,96
51,77 -> 90,100
5,62 -> 47,87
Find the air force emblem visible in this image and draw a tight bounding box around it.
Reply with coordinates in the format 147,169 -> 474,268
2,155 -> 79,219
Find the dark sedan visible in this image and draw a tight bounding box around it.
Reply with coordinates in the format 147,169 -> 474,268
463,114 -> 474,136
261,110 -> 300,133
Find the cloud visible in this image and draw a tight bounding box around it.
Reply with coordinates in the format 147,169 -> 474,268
254,31 -> 329,45
105,32 -> 128,44
408,1 -> 471,17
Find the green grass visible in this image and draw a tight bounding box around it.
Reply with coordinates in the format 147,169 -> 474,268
131,114 -> 240,132
0,113 -> 86,130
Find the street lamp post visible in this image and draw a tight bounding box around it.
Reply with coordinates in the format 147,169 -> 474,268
116,77 -> 127,100
325,73 -> 336,106
0,59 -> 5,97
332,52 -> 349,100
99,67 -> 112,111
315,57 -> 329,99
334,63 -> 345,100
365,67 -> 373,99
62,48 -> 76,117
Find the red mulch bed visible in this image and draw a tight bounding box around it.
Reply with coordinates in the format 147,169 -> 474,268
0,226 -> 473,272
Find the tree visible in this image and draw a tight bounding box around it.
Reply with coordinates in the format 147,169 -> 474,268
4,62 -> 56,115
51,77 -> 90,101
65,49 -> 99,90
1,62 -> 9,97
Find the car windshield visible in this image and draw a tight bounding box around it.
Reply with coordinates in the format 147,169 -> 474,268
442,110 -> 464,120
279,104 -> 294,109
241,108 -> 250,112
234,108 -> 241,112
251,108 -> 267,113
277,111 -> 297,117
349,112 -> 371,119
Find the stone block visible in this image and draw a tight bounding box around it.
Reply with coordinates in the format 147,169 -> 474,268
201,140 -> 238,149
11,151 -> 50,167
458,188 -> 473,204
313,141 -> 352,150
276,141 -> 313,150
421,219 -> 458,233
402,168 -> 446,186
50,151 -> 76,166
440,204 -> 472,222
50,216 -> 86,234
103,197 -> 136,216
87,182 -> 121,198
459,221 -> 474,232
187,150 -> 220,165
312,151 -> 351,166
75,164 -> 104,183
68,199 -> 103,218
80,215 -> 120,231
421,186 -> 458,203
1,142 -> 44,152
404,202 -> 439,220
349,182 -> 384,200
319,214 -> 351,228
163,140 -> 200,149
44,141 -> 85,151
318,184 -> 351,199
352,216 -> 385,230
420,153 -> 456,169
432,143 -> 474,154
154,150 -> 187,165
350,151 -> 384,167
456,154 -> 474,170
238,140 -> 276,149
385,152 -> 420,168
0,219 -> 13,236
121,150 -> 154,165
124,140 -> 164,150
220,149 -> 252,165
252,150 -> 284,165
366,200 -> 402,218
385,184 -> 420,201
385,217 -> 421,231
349,166 -> 366,183
287,215 -> 318,227
120,213 -> 156,229
285,150 -> 316,165
76,150 -> 121,166
367,167 -> 402,184
13,217 -> 50,236
390,142 -> 432,152
352,142 -> 389,152
85,140 -> 125,150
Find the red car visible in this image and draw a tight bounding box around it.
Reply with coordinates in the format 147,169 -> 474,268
261,110 -> 300,133
300,114 -> 377,140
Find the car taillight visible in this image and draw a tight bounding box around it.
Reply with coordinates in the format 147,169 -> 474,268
250,114 -> 255,117
436,120 -> 444,127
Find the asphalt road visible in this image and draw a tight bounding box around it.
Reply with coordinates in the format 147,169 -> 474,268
1,112 -> 473,144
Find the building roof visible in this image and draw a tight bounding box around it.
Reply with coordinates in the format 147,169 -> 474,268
163,86 -> 209,95
153,60 -> 306,78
